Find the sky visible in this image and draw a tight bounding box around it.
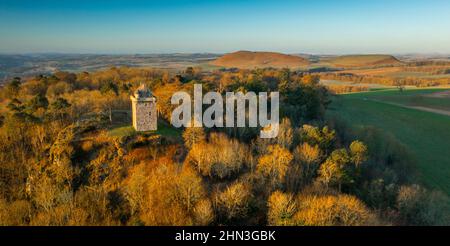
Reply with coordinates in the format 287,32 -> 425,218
1,0 -> 450,54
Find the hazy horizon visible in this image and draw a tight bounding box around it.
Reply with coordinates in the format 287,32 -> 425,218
1,0 -> 450,54
1,51 -> 450,56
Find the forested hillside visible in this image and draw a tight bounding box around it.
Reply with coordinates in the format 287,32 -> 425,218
0,67 -> 448,225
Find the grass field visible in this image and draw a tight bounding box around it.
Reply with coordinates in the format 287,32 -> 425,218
108,110 -> 182,138
108,123 -> 181,138
349,88 -> 450,111
327,89 -> 450,195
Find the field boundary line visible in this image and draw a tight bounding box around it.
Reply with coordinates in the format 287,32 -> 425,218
366,98 -> 450,117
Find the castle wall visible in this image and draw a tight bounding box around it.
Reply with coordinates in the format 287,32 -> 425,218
131,96 -> 157,131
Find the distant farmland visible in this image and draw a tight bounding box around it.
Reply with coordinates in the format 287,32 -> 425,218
327,54 -> 402,68
327,89 -> 450,195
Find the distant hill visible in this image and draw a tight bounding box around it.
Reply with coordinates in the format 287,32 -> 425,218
210,51 -> 310,69
329,55 -> 402,67
0,53 -> 220,82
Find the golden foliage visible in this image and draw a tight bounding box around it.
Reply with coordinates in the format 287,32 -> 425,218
193,199 -> 215,226
214,182 -> 251,220
186,132 -> 248,178
295,143 -> 321,165
182,125 -> 206,149
0,199 -> 31,226
293,194 -> 376,226
349,140 -> 368,167
257,144 -> 293,187
267,191 -> 296,225
126,158 -> 210,225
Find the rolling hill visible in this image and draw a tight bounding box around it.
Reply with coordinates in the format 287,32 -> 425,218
329,55 -> 402,67
210,51 -> 310,69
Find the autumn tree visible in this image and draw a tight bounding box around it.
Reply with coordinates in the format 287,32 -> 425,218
293,193 -> 377,226
276,118 -> 294,149
5,77 -> 21,98
186,133 -> 248,179
349,140 -> 368,167
50,97 -> 71,123
317,149 -> 351,191
267,191 -> 296,225
215,182 -> 251,221
193,199 -> 214,225
257,144 -> 293,189
136,159 -> 210,226
397,185 -> 450,225
100,81 -> 119,123
302,74 -> 320,86
293,143 -> 322,186
300,124 -> 335,154
182,125 -> 206,149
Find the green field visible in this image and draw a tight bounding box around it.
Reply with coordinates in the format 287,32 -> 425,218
327,89 -> 450,195
320,79 -> 395,89
108,123 -> 181,138
351,88 -> 450,111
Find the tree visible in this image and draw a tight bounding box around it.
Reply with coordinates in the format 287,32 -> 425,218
182,125 -> 206,149
293,193 -> 377,226
185,66 -> 195,79
257,144 -> 293,188
300,125 -> 335,154
317,148 -> 351,191
27,94 -> 49,111
7,98 -> 25,112
50,97 -> 71,123
123,162 -> 148,215
6,77 -> 21,98
137,159 -> 208,226
0,199 -> 31,225
267,191 -> 296,225
215,182 -> 251,221
294,143 -> 322,184
277,118 -> 294,149
193,199 -> 214,225
46,81 -> 74,98
394,79 -> 405,92
302,74 -> 320,86
397,185 -> 450,225
349,140 -> 368,167
173,166 -> 206,212
100,81 -> 119,123
278,68 -> 291,94
186,133 -> 248,179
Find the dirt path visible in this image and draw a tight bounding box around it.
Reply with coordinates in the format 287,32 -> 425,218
407,106 -> 450,116
424,90 -> 450,98
367,99 -> 450,117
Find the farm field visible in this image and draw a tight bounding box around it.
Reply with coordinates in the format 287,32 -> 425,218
320,79 -> 396,89
331,66 -> 450,78
349,88 -> 450,112
327,89 -> 450,195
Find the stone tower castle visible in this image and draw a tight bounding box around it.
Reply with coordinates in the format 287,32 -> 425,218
130,84 -> 157,131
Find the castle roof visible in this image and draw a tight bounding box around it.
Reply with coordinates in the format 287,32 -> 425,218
133,84 -> 153,99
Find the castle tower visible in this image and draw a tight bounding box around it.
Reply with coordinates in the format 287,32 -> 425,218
130,84 -> 157,131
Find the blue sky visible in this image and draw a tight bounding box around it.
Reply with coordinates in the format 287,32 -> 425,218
1,0 -> 450,54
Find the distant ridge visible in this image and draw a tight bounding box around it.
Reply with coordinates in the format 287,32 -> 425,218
329,55 -> 402,67
210,51 -> 310,69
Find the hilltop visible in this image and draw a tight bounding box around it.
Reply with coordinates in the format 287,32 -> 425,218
210,51 -> 310,69
328,54 -> 402,67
